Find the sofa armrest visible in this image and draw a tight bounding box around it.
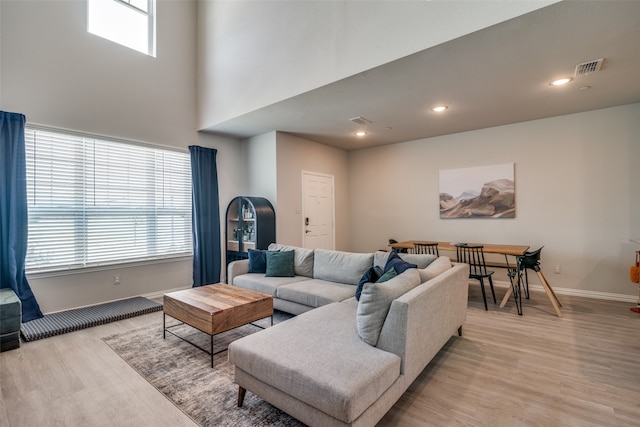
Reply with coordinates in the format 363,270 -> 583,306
227,259 -> 250,284
376,263 -> 468,382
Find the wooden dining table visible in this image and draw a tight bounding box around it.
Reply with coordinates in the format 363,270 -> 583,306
389,240 -> 562,317
389,240 -> 530,257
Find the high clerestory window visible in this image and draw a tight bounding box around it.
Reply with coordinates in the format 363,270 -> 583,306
87,0 -> 156,57
24,127 -> 192,273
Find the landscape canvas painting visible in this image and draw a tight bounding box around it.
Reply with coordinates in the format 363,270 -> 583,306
439,163 -> 515,218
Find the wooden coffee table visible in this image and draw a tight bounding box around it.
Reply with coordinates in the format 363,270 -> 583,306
163,283 -> 273,368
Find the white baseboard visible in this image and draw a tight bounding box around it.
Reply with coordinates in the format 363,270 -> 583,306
493,280 -> 638,303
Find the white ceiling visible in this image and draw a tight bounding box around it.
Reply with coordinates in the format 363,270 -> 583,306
202,1 -> 640,151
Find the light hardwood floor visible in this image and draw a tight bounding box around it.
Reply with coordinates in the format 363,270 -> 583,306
1,285 -> 639,427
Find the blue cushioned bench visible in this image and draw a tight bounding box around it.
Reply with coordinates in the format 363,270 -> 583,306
0,288 -> 21,352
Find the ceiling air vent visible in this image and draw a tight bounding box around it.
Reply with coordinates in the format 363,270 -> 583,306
349,116 -> 372,125
574,58 -> 604,76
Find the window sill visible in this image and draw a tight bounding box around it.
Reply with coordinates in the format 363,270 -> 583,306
26,255 -> 193,279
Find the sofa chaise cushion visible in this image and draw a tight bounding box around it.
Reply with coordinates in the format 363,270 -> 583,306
313,249 -> 374,285
276,279 -> 357,308
228,302 -> 401,423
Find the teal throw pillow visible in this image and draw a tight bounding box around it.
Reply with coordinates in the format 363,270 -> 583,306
265,250 -> 295,277
376,267 -> 397,283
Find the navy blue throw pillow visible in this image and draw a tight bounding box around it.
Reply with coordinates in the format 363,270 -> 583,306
248,249 -> 268,273
384,251 -> 417,274
356,266 -> 381,301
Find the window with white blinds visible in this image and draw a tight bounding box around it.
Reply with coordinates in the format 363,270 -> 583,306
25,128 -> 192,273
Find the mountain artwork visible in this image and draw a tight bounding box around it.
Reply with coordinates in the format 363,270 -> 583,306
439,164 -> 515,219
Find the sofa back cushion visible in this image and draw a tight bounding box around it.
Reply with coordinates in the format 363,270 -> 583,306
313,249 -> 374,286
356,269 -> 421,346
374,251 -> 436,269
268,243 -> 314,277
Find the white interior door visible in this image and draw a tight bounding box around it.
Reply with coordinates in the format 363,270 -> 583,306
302,171 -> 334,250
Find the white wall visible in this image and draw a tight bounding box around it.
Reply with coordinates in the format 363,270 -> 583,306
238,132 -> 349,250
197,0 -> 556,129
246,132 -> 277,204
2,0 -> 195,148
348,103 -> 640,298
1,0 -> 245,313
275,132 -> 349,250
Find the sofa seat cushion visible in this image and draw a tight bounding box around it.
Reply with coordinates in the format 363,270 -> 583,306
276,279 -> 356,308
229,302 -> 401,423
313,249 -> 374,285
233,274 -> 311,296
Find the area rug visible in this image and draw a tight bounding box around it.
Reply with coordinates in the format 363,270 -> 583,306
21,296 -> 162,341
103,312 -> 305,427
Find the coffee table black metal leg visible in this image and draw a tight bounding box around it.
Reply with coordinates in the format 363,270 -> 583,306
163,313 -> 166,339
211,335 -> 214,368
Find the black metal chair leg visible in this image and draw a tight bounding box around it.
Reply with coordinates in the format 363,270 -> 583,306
479,278 -> 488,310
514,269 -> 523,315
488,276 -> 497,304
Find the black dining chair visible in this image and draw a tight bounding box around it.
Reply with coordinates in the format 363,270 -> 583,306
389,238 -> 408,253
456,244 -> 496,310
515,247 -> 562,313
414,242 -> 439,257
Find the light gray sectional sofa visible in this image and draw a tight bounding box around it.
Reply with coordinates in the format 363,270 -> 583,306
227,244 -> 468,427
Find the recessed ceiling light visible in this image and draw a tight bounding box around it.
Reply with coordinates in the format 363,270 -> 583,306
356,131 -> 367,137
431,105 -> 448,112
550,78 -> 572,86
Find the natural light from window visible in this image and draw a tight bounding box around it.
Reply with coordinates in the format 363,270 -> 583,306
24,128 -> 192,273
87,0 -> 156,57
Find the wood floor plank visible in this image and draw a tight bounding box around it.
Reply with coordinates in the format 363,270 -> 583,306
1,287 -> 639,426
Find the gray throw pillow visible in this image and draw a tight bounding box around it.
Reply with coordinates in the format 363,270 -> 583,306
265,250 -> 295,277
357,269 -> 421,346
418,256 -> 452,282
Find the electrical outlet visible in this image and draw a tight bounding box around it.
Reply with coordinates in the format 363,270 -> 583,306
553,265 -> 561,274
113,275 -> 121,285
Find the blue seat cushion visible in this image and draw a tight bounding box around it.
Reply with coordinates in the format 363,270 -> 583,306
0,289 -> 21,320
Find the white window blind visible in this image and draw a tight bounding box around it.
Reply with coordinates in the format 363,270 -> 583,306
25,128 -> 192,272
